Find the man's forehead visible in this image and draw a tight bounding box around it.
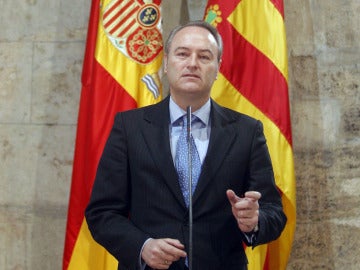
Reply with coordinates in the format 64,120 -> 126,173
177,26 -> 214,39
171,26 -> 218,49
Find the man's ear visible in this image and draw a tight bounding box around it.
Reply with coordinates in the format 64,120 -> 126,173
215,59 -> 222,79
163,54 -> 168,73
218,59 -> 222,70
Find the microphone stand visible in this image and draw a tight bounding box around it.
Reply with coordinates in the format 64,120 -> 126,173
186,106 -> 193,270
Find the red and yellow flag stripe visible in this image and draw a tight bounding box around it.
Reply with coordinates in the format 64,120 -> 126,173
63,1 -> 163,269
204,0 -> 296,269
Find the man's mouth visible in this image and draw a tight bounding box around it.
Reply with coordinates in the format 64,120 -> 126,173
182,74 -> 200,79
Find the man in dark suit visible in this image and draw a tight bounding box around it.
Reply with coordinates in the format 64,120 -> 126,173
85,21 -> 287,270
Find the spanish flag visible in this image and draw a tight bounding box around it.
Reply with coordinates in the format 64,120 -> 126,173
204,1 -> 296,269
63,0 -> 163,269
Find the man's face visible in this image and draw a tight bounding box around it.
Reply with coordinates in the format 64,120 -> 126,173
164,26 -> 220,101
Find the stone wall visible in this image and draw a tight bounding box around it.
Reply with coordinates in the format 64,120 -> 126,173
0,0 -> 89,269
0,0 -> 359,269
285,0 -> 360,268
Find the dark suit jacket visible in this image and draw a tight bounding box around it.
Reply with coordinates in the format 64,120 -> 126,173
85,96 -> 287,270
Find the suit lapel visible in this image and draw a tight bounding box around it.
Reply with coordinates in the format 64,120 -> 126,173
193,101 -> 237,205
140,97 -> 187,208
139,98 -> 237,209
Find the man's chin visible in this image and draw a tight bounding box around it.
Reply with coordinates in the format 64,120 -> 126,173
182,88 -> 202,95
181,81 -> 202,91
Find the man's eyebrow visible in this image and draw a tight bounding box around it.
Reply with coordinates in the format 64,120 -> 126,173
174,46 -> 190,52
174,47 -> 214,55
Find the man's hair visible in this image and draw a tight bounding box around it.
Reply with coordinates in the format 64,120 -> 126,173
164,20 -> 223,63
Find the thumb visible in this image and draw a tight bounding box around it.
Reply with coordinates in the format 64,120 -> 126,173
226,189 -> 241,205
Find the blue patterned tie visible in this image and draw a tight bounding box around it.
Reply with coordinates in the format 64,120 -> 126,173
175,115 -> 202,207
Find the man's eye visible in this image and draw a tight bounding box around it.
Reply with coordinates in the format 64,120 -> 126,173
176,52 -> 187,57
199,55 -> 212,62
200,55 -> 210,60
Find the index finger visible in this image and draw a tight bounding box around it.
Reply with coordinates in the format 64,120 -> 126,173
244,191 -> 261,201
164,238 -> 185,249
162,239 -> 187,258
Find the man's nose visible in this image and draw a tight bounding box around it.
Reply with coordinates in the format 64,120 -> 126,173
187,54 -> 198,69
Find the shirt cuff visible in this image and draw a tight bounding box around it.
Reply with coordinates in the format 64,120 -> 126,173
243,224 -> 259,245
139,238 -> 152,270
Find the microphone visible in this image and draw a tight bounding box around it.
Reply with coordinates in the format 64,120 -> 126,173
186,106 -> 193,270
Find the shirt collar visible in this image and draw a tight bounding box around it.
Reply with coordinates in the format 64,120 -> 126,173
169,96 -> 211,126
